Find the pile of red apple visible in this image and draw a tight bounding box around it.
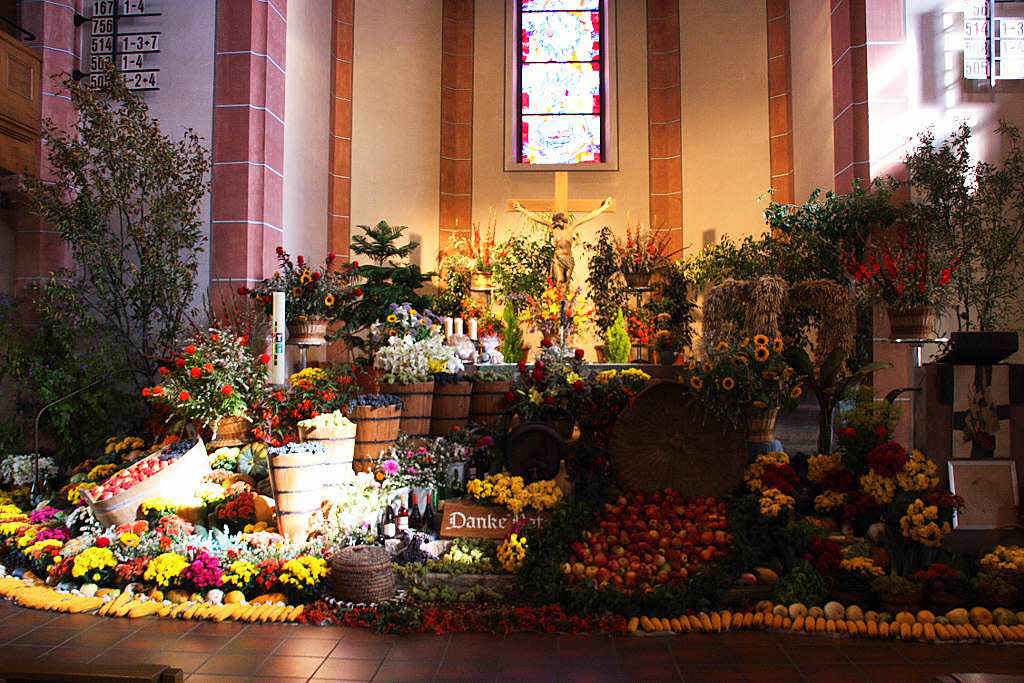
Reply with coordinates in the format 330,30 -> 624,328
563,490 -> 731,593
88,454 -> 180,501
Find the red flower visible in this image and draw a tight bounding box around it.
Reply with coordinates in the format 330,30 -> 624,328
211,333 -> 221,342
221,385 -> 234,396
312,271 -> 321,281
939,268 -> 951,286
153,386 -> 165,396
204,363 -> 214,373
297,255 -> 305,266
237,287 -> 249,295
573,381 -> 584,391
184,345 -> 197,354
874,425 -> 888,440
355,288 -> 363,297
175,358 -> 185,368
866,441 -> 909,477
259,353 -> 271,365
504,391 -> 517,404
178,390 -> 191,402
240,335 -> 250,345
517,359 -> 527,372
543,395 -> 556,405
141,387 -> 152,397
276,246 -> 285,256
158,366 -> 170,376
574,348 -> 585,360
190,367 -> 202,379
541,338 -> 553,348
327,252 -> 336,263
95,537 -> 110,548
839,426 -> 856,437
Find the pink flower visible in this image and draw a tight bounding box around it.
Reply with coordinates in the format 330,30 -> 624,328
381,459 -> 399,476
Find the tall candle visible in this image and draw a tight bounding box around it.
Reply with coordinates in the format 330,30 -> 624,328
454,317 -> 464,336
468,318 -> 478,340
271,291 -> 286,385
444,316 -> 454,338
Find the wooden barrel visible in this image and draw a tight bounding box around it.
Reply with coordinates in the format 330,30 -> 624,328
430,380 -> 472,436
469,380 -> 511,426
267,446 -> 326,543
504,422 -> 565,483
379,381 -> 434,437
351,404 -> 402,472
84,440 -> 211,528
299,422 -> 356,489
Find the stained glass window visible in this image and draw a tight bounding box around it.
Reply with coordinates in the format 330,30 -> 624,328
518,0 -> 604,165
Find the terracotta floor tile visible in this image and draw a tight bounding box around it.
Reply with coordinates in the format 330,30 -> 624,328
493,670 -> 557,683
41,645 -> 99,663
383,636 -> 448,661
137,619 -> 198,634
256,654 -> 327,678
171,634 -> 234,653
433,665 -> 496,682
110,649 -> 211,674
0,644 -> 51,659
312,656 -> 383,680
329,639 -> 392,660
62,629 -> 130,649
189,621 -> 248,637
195,652 -> 269,676
371,660 -> 439,682
9,626 -> 78,647
275,636 -> 339,657
186,675 -> 255,683
222,634 -> 285,654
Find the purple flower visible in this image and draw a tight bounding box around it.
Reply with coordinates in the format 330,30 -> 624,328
36,527 -> 69,542
380,459 -> 399,476
29,507 -> 59,524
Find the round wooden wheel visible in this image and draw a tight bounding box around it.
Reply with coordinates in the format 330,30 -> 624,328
505,423 -> 565,483
610,381 -> 747,497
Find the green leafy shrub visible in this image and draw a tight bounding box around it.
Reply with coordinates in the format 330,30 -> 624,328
773,561 -> 828,607
604,308 -> 630,363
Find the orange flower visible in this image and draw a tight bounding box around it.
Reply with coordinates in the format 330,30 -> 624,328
221,385 -> 234,396
178,390 -> 191,401
189,367 -> 202,379
184,345 -> 197,354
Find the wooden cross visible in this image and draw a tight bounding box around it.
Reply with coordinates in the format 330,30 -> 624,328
505,171 -> 615,214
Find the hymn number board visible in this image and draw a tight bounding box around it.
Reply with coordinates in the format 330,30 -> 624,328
87,0 -> 161,92
964,0 -> 1024,85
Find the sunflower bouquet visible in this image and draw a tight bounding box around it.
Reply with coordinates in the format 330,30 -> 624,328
678,335 -> 802,426
240,247 -> 361,324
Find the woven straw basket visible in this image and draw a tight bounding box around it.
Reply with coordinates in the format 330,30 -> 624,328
329,545 -> 395,604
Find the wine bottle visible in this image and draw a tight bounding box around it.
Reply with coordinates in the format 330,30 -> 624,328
422,491 -> 436,534
397,498 -> 409,533
382,501 -> 396,538
409,491 -> 423,531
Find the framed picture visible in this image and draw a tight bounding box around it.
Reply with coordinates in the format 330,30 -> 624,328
948,460 -> 1019,530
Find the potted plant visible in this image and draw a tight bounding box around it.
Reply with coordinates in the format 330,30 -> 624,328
372,303 -> 462,437
626,309 -> 655,363
585,226 -> 627,351
645,261 -> 695,355
449,218 -> 497,290
144,329 -> 268,447
653,329 -> 679,366
498,301 -> 527,364
508,345 -> 586,440
253,365 -> 360,446
524,284 -> 591,350
604,308 -> 631,364
241,248 -> 361,346
616,222 -> 675,288
491,228 -> 555,313
904,123 -> 1024,362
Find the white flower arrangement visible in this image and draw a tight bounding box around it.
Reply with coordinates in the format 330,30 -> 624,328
0,454 -> 57,487
373,334 -> 463,384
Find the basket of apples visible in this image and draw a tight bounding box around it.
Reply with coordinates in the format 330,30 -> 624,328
82,438 -> 212,527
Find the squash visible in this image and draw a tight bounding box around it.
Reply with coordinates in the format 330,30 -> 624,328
916,610 -> 935,624
894,611 -> 916,626
807,606 -> 823,620
710,612 -> 722,633
792,616 -> 805,632
788,603 -> 808,620
823,601 -> 845,621
249,592 -> 287,605
899,623 -> 912,640
923,623 -> 936,642
878,622 -> 890,638
755,600 -> 773,613
846,605 -> 864,622
754,567 -> 779,585
640,616 -> 654,632
720,611 -> 732,630
815,617 -> 827,633
993,608 -> 1017,626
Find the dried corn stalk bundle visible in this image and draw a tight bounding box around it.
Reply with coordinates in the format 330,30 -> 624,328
702,276 -> 787,352
788,279 -> 855,365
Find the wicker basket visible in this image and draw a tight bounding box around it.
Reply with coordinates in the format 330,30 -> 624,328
329,545 -> 395,604
430,380 -> 472,436
208,415 -> 251,448
470,380 -> 511,427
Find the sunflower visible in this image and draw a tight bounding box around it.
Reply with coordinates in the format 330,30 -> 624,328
721,377 -> 735,391
299,271 -> 313,286
715,341 -> 730,352
701,362 -> 712,373
772,338 -> 784,352
790,385 -> 802,399
324,294 -> 335,307
291,287 -> 303,298
386,314 -> 398,323
754,346 -> 770,362
753,334 -> 770,347
690,375 -> 703,390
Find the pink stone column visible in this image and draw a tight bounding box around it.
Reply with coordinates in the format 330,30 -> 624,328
210,0 -> 288,305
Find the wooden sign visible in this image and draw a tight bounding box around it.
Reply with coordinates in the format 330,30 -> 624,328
439,500 -> 545,539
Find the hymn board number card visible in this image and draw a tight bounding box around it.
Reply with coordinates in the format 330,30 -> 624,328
964,0 -> 1024,85
85,0 -> 161,92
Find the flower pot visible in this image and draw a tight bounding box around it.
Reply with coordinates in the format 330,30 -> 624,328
747,408 -> 780,443
469,379 -> 511,427
656,349 -> 678,366
351,403 -> 402,472
267,445 -> 326,543
288,318 -> 329,346
379,381 -> 435,437
430,379 -> 472,436
207,415 -> 251,449
594,344 -> 608,363
624,272 -> 652,288
470,272 -> 494,290
887,306 -> 936,340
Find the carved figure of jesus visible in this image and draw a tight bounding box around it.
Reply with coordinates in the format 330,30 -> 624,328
511,197 -> 613,286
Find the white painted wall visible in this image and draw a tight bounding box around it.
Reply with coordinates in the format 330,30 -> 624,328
283,0 -> 331,261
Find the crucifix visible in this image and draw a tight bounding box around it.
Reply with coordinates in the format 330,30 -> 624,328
508,171 -> 614,287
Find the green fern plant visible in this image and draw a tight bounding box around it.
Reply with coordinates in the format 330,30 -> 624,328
605,308 -> 631,363
499,302 -> 525,363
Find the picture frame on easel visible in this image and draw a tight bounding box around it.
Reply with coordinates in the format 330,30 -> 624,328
948,460 -> 1019,530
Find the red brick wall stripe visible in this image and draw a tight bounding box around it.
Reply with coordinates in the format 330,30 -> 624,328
327,0 -> 354,260
647,0 -> 683,252
438,0 -> 474,251
766,0 -> 795,205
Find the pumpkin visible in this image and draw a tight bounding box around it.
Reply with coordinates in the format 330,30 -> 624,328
788,603 -> 808,620
915,610 -> 935,624
846,605 -> 864,622
224,590 -> 246,605
823,601 -> 845,621
969,607 -> 993,625
946,608 -> 969,625
894,611 -> 916,626
993,608 -> 1017,626
807,606 -> 823,620
754,567 -> 779,585
250,592 -> 287,604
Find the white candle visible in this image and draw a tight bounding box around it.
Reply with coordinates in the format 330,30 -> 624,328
468,318 -> 478,340
454,317 -> 464,336
444,317 -> 454,338
271,291 -> 286,385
